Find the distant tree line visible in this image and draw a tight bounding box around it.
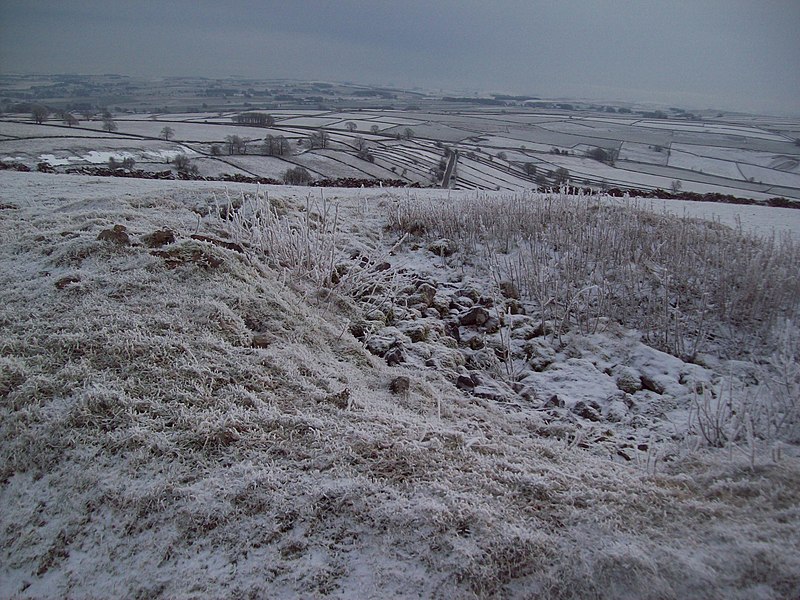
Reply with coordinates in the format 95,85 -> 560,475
233,112 -> 275,127
586,146 -> 617,166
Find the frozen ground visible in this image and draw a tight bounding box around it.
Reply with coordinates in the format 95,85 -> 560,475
1,172 -> 799,599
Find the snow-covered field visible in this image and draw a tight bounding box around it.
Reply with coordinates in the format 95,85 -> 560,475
1,171 -> 799,598
4,108 -> 799,201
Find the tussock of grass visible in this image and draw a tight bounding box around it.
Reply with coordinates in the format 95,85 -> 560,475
1,182 -> 799,598
390,191 -> 800,359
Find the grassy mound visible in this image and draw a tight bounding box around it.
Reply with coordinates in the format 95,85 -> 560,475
1,175 -> 799,598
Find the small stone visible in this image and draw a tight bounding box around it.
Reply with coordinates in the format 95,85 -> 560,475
428,238 -> 456,257
385,347 -> 406,366
499,281 -> 520,299
505,299 -> 526,315
573,400 -> 603,421
349,321 -> 367,340
97,224 -> 130,245
190,234 -> 244,253
322,388 -> 350,409
615,367 -> 642,394
640,374 -> 665,395
416,283 -> 437,306
251,333 -> 273,348
444,322 -> 461,342
456,373 -> 479,390
543,394 -> 564,408
55,275 -> 80,289
460,306 -> 490,327
142,229 -> 176,248
390,376 -> 410,395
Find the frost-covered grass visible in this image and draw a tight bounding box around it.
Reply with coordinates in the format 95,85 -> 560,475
390,191 -> 800,357
1,173 -> 799,598
389,190 -> 800,451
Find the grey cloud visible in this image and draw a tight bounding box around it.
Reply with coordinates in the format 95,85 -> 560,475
1,0 -> 797,114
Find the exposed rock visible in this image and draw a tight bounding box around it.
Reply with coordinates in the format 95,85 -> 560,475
456,287 -> 481,303
428,238 -> 456,257
573,400 -> 603,421
190,234 -> 244,253
505,299 -> 526,315
349,321 -> 367,340
460,306 -> 490,327
321,388 -> 350,409
152,245 -> 223,270
390,376 -> 410,395
615,367 -> 643,394
142,229 -> 176,248
97,224 -> 130,245
482,316 -> 501,334
499,281 -> 520,299
444,321 -> 460,342
55,275 -> 80,290
640,374 -> 665,395
251,333 -> 274,348
416,283 -> 437,306
543,394 -> 564,409
385,347 -> 406,366
456,373 -> 479,390
399,321 -> 428,343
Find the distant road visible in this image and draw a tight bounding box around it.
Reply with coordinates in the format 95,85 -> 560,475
441,150 -> 458,188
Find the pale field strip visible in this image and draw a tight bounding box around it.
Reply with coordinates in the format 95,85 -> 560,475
633,120 -> 789,141
667,149 -> 747,180
671,143 -> 800,173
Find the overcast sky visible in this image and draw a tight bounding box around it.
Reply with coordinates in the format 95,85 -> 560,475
1,0 -> 798,115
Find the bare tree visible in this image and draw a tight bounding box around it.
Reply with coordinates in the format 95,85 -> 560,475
31,104 -> 49,124
102,118 -> 118,132
160,126 -> 175,141
283,166 -> 313,185
370,124 -> 380,134
59,111 -> 79,127
308,128 -> 329,149
233,112 -> 274,127
553,167 -> 570,186
523,162 -> 537,176
262,135 -> 290,156
345,121 -> 357,132
403,128 -> 414,140
173,154 -> 198,176
586,146 -> 616,166
225,135 -> 246,155
671,179 -> 683,193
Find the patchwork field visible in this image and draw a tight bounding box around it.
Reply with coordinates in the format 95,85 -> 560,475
2,77 -> 799,201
